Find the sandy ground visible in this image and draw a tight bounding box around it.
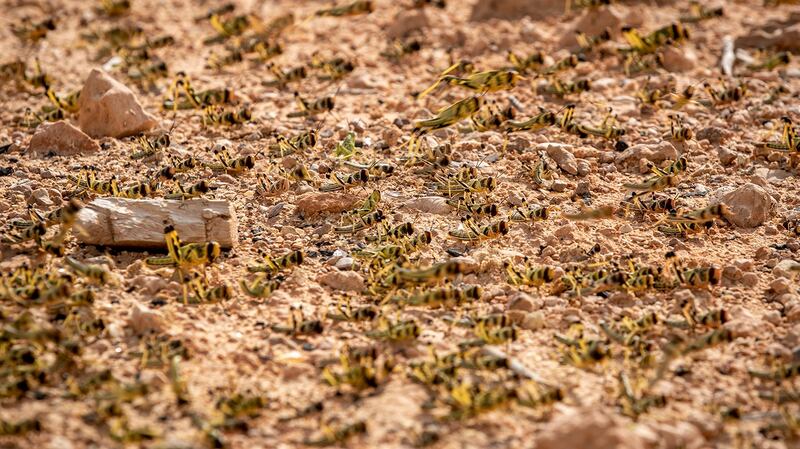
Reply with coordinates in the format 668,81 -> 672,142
1,0 -> 800,448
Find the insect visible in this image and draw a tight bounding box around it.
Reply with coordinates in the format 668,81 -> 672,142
130,132 -> 171,160
703,80 -> 746,105
664,204 -> 729,225
247,250 -> 304,274
397,260 -> 465,284
64,257 -> 112,285
507,50 -> 545,73
541,54 -> 580,75
623,175 -> 679,192
381,39 -> 422,60
563,205 -> 616,220
565,0 -> 611,14
314,1 -> 374,17
264,64 -> 308,88
618,372 -> 667,418
575,29 -> 612,53
747,51 -> 791,72
271,306 -> 323,335
434,176 -> 496,197
303,421 -> 367,446
145,225 -> 221,277
667,116 -> 693,142
209,148 -> 256,174
677,266 -> 722,289
416,70 -> 522,99
679,1 -> 723,23
1,222 -> 47,247
271,129 -> 318,157
240,274 -> 283,298
288,92 -> 335,118
164,180 -> 211,200
505,263 -> 557,287
319,169 -> 370,192
44,84 -> 80,114
409,97 -> 483,152
621,23 -> 690,54
504,109 -> 557,133
334,210 -> 386,234
206,48 -> 244,70
544,77 -> 591,98
577,109 -> 625,140
392,285 -> 482,308
184,274 -> 234,304
202,105 -> 252,126
449,218 -> 509,242
509,203 -> 549,222
11,17 -> 56,44
326,297 -> 379,321
366,317 -> 421,341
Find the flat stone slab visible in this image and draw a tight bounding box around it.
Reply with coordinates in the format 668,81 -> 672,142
75,198 -> 237,249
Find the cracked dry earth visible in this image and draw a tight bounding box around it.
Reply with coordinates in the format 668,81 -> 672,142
2,0 -> 800,448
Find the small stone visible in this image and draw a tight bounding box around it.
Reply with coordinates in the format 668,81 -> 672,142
660,46 -> 697,72
539,142 -> 578,175
403,196 -> 452,215
77,69 -> 158,138
296,192 -> 359,216
386,9 -> 429,39
774,260 -> 800,279
128,304 -> 164,335
508,292 -> 537,312
696,126 -> 733,144
554,224 -> 575,240
129,275 -> 171,296
470,0 -> 564,21
722,266 -> 742,281
770,278 -> 791,295
550,180 -> 569,192
576,159 -> 591,176
719,183 -> 774,228
537,406 -> 646,449
717,147 -> 737,166
334,257 -> 356,271
319,270 -> 365,292
619,224 -> 633,234
28,121 -> 100,157
741,272 -> 759,287
29,188 -> 53,207
615,141 -> 678,172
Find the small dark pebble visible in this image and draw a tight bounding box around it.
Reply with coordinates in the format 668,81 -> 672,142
614,141 -> 629,152
0,167 -> 13,176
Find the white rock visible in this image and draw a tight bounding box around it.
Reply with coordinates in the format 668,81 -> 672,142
128,304 -> 164,335
76,198 -> 237,248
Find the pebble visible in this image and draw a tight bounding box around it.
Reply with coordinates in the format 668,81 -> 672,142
386,9 -> 429,39
507,292 -> 537,312
318,271 -> 365,292
537,406 -> 646,449
128,304 -> 165,335
296,192 -> 359,216
77,69 -> 158,138
770,278 -> 791,295
403,196 -> 452,215
615,141 -> 678,172
719,183 -> 774,228
774,260 -> 800,279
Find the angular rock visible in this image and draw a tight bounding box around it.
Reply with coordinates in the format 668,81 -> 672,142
296,192 -> 359,216
470,0 -> 562,21
538,142 -> 577,175
75,198 -> 237,248
735,22 -> 800,51
386,9 -> 429,40
572,6 -> 622,38
661,46 -> 697,72
319,270 -> 365,292
78,69 -> 158,138
403,196 -> 451,215
537,406 -> 645,449
28,121 -> 100,157
128,304 -> 164,335
696,126 -> 733,144
719,183 -> 774,228
615,141 -> 678,171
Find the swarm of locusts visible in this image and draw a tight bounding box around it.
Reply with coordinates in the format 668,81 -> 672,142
3,0 -> 800,447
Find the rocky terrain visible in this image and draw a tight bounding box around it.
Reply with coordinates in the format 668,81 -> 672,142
1,0 -> 800,448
